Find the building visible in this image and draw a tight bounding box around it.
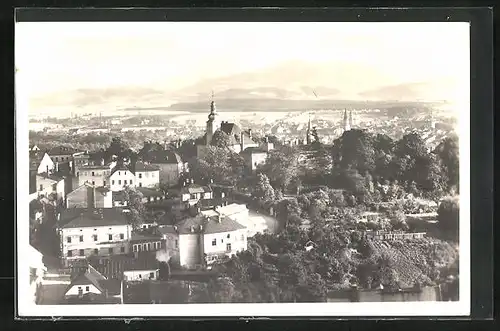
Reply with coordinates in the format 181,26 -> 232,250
28,244 -> 47,304
196,96 -> 258,158
73,152 -> 91,172
29,144 -> 41,152
136,187 -> 167,205
64,264 -> 123,304
76,164 -> 112,188
180,181 -> 213,210
33,173 -> 66,201
133,161 -> 160,188
123,254 -> 160,282
158,213 -> 247,269
47,145 -> 83,164
364,230 -> 426,241
146,150 -> 185,187
130,232 -> 164,255
29,152 -> 54,175
66,183 -> 112,209
57,208 -> 132,266
241,147 -> 268,172
108,164 -> 136,192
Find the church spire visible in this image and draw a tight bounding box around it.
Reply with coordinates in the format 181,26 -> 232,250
349,110 -> 353,128
306,113 -> 312,145
343,109 -> 350,133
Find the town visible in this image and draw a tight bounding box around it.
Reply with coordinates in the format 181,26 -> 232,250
27,97 -> 460,305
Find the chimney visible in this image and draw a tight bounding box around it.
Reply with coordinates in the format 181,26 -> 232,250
248,129 -> 252,138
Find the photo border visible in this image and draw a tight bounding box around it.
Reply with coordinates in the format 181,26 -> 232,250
12,6 -> 493,321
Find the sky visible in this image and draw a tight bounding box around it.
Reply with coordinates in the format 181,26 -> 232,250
16,22 -> 470,99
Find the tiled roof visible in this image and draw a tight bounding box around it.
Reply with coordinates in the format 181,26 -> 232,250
67,265 -> 107,294
134,161 -> 160,172
48,146 -> 82,156
168,214 -> 246,235
130,232 -> 163,242
79,164 -> 109,170
110,163 -> 133,176
180,184 -> 212,195
59,208 -> 129,229
147,150 -> 182,164
137,187 -> 164,198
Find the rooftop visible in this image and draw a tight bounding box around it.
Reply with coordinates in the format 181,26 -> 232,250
146,150 -> 183,164
59,208 -> 129,229
216,203 -> 248,216
48,146 -> 82,156
136,187 -> 165,198
134,161 -> 160,172
180,184 -> 212,195
159,214 -> 246,235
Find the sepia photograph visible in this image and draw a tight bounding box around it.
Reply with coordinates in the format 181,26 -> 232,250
16,18 -> 470,317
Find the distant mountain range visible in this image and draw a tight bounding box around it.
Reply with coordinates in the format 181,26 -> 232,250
28,60 -> 460,116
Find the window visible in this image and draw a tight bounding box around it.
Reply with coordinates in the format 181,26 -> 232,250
91,171 -> 95,176
78,287 -> 83,296
120,233 -> 124,240
108,247 -> 113,254
120,247 -> 125,253
227,234 -> 230,239
67,250 -> 73,257
145,172 -> 150,178
103,180 -> 106,186
124,180 -> 127,185
92,181 -> 95,185
130,180 -> 133,185
112,180 -> 115,185
108,234 -> 112,241
67,237 -> 71,243
212,239 -> 216,246
39,184 -> 43,191
226,243 -> 232,252
94,248 -> 98,255
149,272 -> 154,280
149,243 -> 154,250
138,173 -> 142,179
79,235 -> 83,242
133,245 -> 137,252
139,274 -> 142,279
55,157 -> 59,162
118,180 -> 121,185
77,172 -> 79,176
93,235 -> 97,241
190,194 -> 197,200
139,183 -> 142,187
119,172 -> 121,175
137,245 -> 142,252
151,173 -> 155,178
79,249 -> 84,256
85,286 -> 89,292
241,234 -> 245,241
155,242 -> 160,250
175,240 -> 178,249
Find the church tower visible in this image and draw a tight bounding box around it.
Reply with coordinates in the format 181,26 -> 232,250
206,91 -> 220,145
343,109 -> 351,133
306,114 -> 312,145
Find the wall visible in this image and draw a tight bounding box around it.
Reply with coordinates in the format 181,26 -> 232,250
151,163 -> 182,187
55,179 -> 66,201
178,234 -> 202,268
60,224 -> 131,265
65,283 -> 101,296
37,154 -> 55,174
109,170 -> 136,192
203,229 -> 247,262
123,269 -> 159,282
163,233 -> 180,265
66,186 -> 112,209
245,152 -> 267,171
135,170 -> 160,188
77,168 -> 111,187
50,153 -> 73,164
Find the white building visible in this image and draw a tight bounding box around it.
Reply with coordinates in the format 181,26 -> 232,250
179,182 -> 213,209
158,213 -> 247,269
133,161 -> 160,188
123,256 -> 160,282
57,208 -> 132,266
108,164 -> 136,192
28,245 -> 47,304
29,152 -> 55,175
33,174 -> 66,201
147,150 -> 185,187
76,164 -> 111,187
64,264 -> 122,303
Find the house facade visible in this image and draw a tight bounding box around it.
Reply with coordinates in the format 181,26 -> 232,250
30,152 -> 55,175
146,150 -> 185,187
76,165 -> 111,187
58,209 -> 132,266
66,184 -> 112,209
34,174 -> 65,201
133,161 -> 160,188
158,214 -> 247,269
241,148 -> 268,171
180,182 -> 213,209
109,165 -> 136,192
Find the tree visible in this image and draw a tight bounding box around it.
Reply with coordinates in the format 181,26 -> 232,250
260,146 -> 300,191
332,129 -> 376,175
210,130 -> 232,149
123,187 -> 146,229
253,174 -> 276,202
434,134 -> 459,192
190,146 -> 244,186
311,127 -> 320,144
106,137 -> 129,160
437,196 -> 460,242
